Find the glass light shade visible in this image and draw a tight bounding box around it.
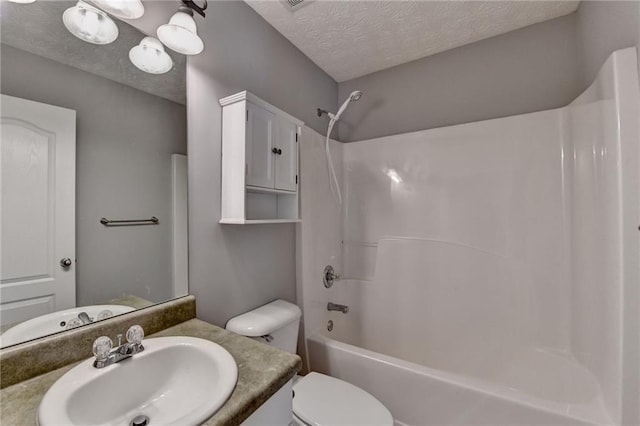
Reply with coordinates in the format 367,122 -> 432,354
8,0 -> 37,3
129,37 -> 173,75
91,0 -> 144,20
157,11 -> 204,55
63,0 -> 118,45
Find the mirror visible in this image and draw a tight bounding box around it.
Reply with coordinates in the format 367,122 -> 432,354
0,1 -> 188,348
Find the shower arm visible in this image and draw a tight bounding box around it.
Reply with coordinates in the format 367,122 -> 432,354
318,108 -> 340,122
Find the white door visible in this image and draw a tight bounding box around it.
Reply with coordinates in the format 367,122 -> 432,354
245,103 -> 275,189
1,94 -> 76,328
274,118 -> 298,192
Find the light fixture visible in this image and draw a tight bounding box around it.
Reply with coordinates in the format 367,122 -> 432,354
63,0 -> 119,45
8,0 -> 37,4
91,0 -> 144,20
157,2 -> 206,55
129,37 -> 173,74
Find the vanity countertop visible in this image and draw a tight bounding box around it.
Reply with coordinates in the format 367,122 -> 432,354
0,318 -> 302,426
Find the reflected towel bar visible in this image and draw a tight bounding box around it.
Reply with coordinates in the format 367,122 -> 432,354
100,217 -> 159,226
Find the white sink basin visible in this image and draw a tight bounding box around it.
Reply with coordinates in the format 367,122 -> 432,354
38,336 -> 238,426
1,305 -> 136,347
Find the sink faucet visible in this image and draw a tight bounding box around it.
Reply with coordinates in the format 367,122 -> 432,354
327,302 -> 349,314
77,312 -> 92,325
92,325 -> 145,369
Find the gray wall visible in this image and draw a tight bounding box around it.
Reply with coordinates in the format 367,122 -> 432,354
338,2 -> 640,142
161,0 -> 637,326
184,1 -> 338,326
1,45 -> 187,306
576,1 -> 640,87
338,14 -> 581,142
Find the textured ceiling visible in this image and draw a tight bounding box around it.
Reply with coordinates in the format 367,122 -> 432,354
246,1 -> 580,82
1,1 -> 186,104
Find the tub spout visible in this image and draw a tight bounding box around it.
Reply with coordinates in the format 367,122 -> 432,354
327,302 -> 349,314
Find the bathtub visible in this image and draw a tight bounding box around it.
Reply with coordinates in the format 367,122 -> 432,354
307,333 -> 611,426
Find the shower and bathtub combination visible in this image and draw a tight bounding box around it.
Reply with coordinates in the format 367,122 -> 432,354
297,48 -> 640,426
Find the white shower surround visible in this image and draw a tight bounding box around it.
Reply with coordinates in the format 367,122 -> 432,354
297,48 -> 639,425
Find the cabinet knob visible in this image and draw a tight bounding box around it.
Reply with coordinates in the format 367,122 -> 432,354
272,148 -> 283,155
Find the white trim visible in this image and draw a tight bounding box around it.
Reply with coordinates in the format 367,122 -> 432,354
219,219 -> 301,225
219,91 -> 305,127
171,154 -> 189,298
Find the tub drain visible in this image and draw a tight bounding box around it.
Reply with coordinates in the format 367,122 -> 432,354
130,415 -> 150,426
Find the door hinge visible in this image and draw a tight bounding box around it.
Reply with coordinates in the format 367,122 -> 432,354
245,163 -> 248,176
246,110 -> 249,121
295,133 -> 298,143
296,175 -> 298,184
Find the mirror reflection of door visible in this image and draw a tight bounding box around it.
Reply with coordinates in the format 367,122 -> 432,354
1,94 -> 76,325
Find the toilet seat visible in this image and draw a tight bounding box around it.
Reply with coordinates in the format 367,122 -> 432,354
292,372 -> 393,426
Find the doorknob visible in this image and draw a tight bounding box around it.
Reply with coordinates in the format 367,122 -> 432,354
60,258 -> 73,268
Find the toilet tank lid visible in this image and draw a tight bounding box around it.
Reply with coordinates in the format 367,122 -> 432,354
225,299 -> 302,337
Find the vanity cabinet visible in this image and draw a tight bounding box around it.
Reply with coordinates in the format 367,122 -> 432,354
220,91 -> 302,224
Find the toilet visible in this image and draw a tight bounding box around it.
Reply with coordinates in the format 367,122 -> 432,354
226,299 -> 394,426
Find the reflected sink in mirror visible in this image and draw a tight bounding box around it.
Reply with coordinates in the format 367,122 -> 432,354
0,305 -> 136,347
38,336 -> 238,426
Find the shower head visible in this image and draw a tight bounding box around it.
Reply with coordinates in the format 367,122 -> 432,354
322,90 -> 363,206
331,90 -> 364,121
350,90 -> 363,102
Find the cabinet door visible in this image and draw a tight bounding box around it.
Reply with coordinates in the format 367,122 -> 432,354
246,103 -> 275,189
274,118 -> 298,192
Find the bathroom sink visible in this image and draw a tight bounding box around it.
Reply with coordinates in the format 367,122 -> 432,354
0,305 -> 136,347
37,336 -> 238,426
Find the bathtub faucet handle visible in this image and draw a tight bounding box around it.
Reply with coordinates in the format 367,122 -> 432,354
323,265 -> 341,288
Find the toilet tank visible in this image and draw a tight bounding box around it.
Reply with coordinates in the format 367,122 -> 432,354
225,299 -> 302,353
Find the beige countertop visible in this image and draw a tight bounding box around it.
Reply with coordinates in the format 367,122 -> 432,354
0,318 -> 302,426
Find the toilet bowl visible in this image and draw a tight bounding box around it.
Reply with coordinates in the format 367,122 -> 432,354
292,372 -> 393,426
226,299 -> 393,426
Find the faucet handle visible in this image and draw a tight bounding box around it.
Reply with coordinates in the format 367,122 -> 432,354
126,325 -> 144,345
65,317 -> 83,330
92,336 -> 113,360
323,265 -> 341,288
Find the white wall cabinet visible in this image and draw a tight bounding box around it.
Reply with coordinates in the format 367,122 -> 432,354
220,91 -> 303,224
